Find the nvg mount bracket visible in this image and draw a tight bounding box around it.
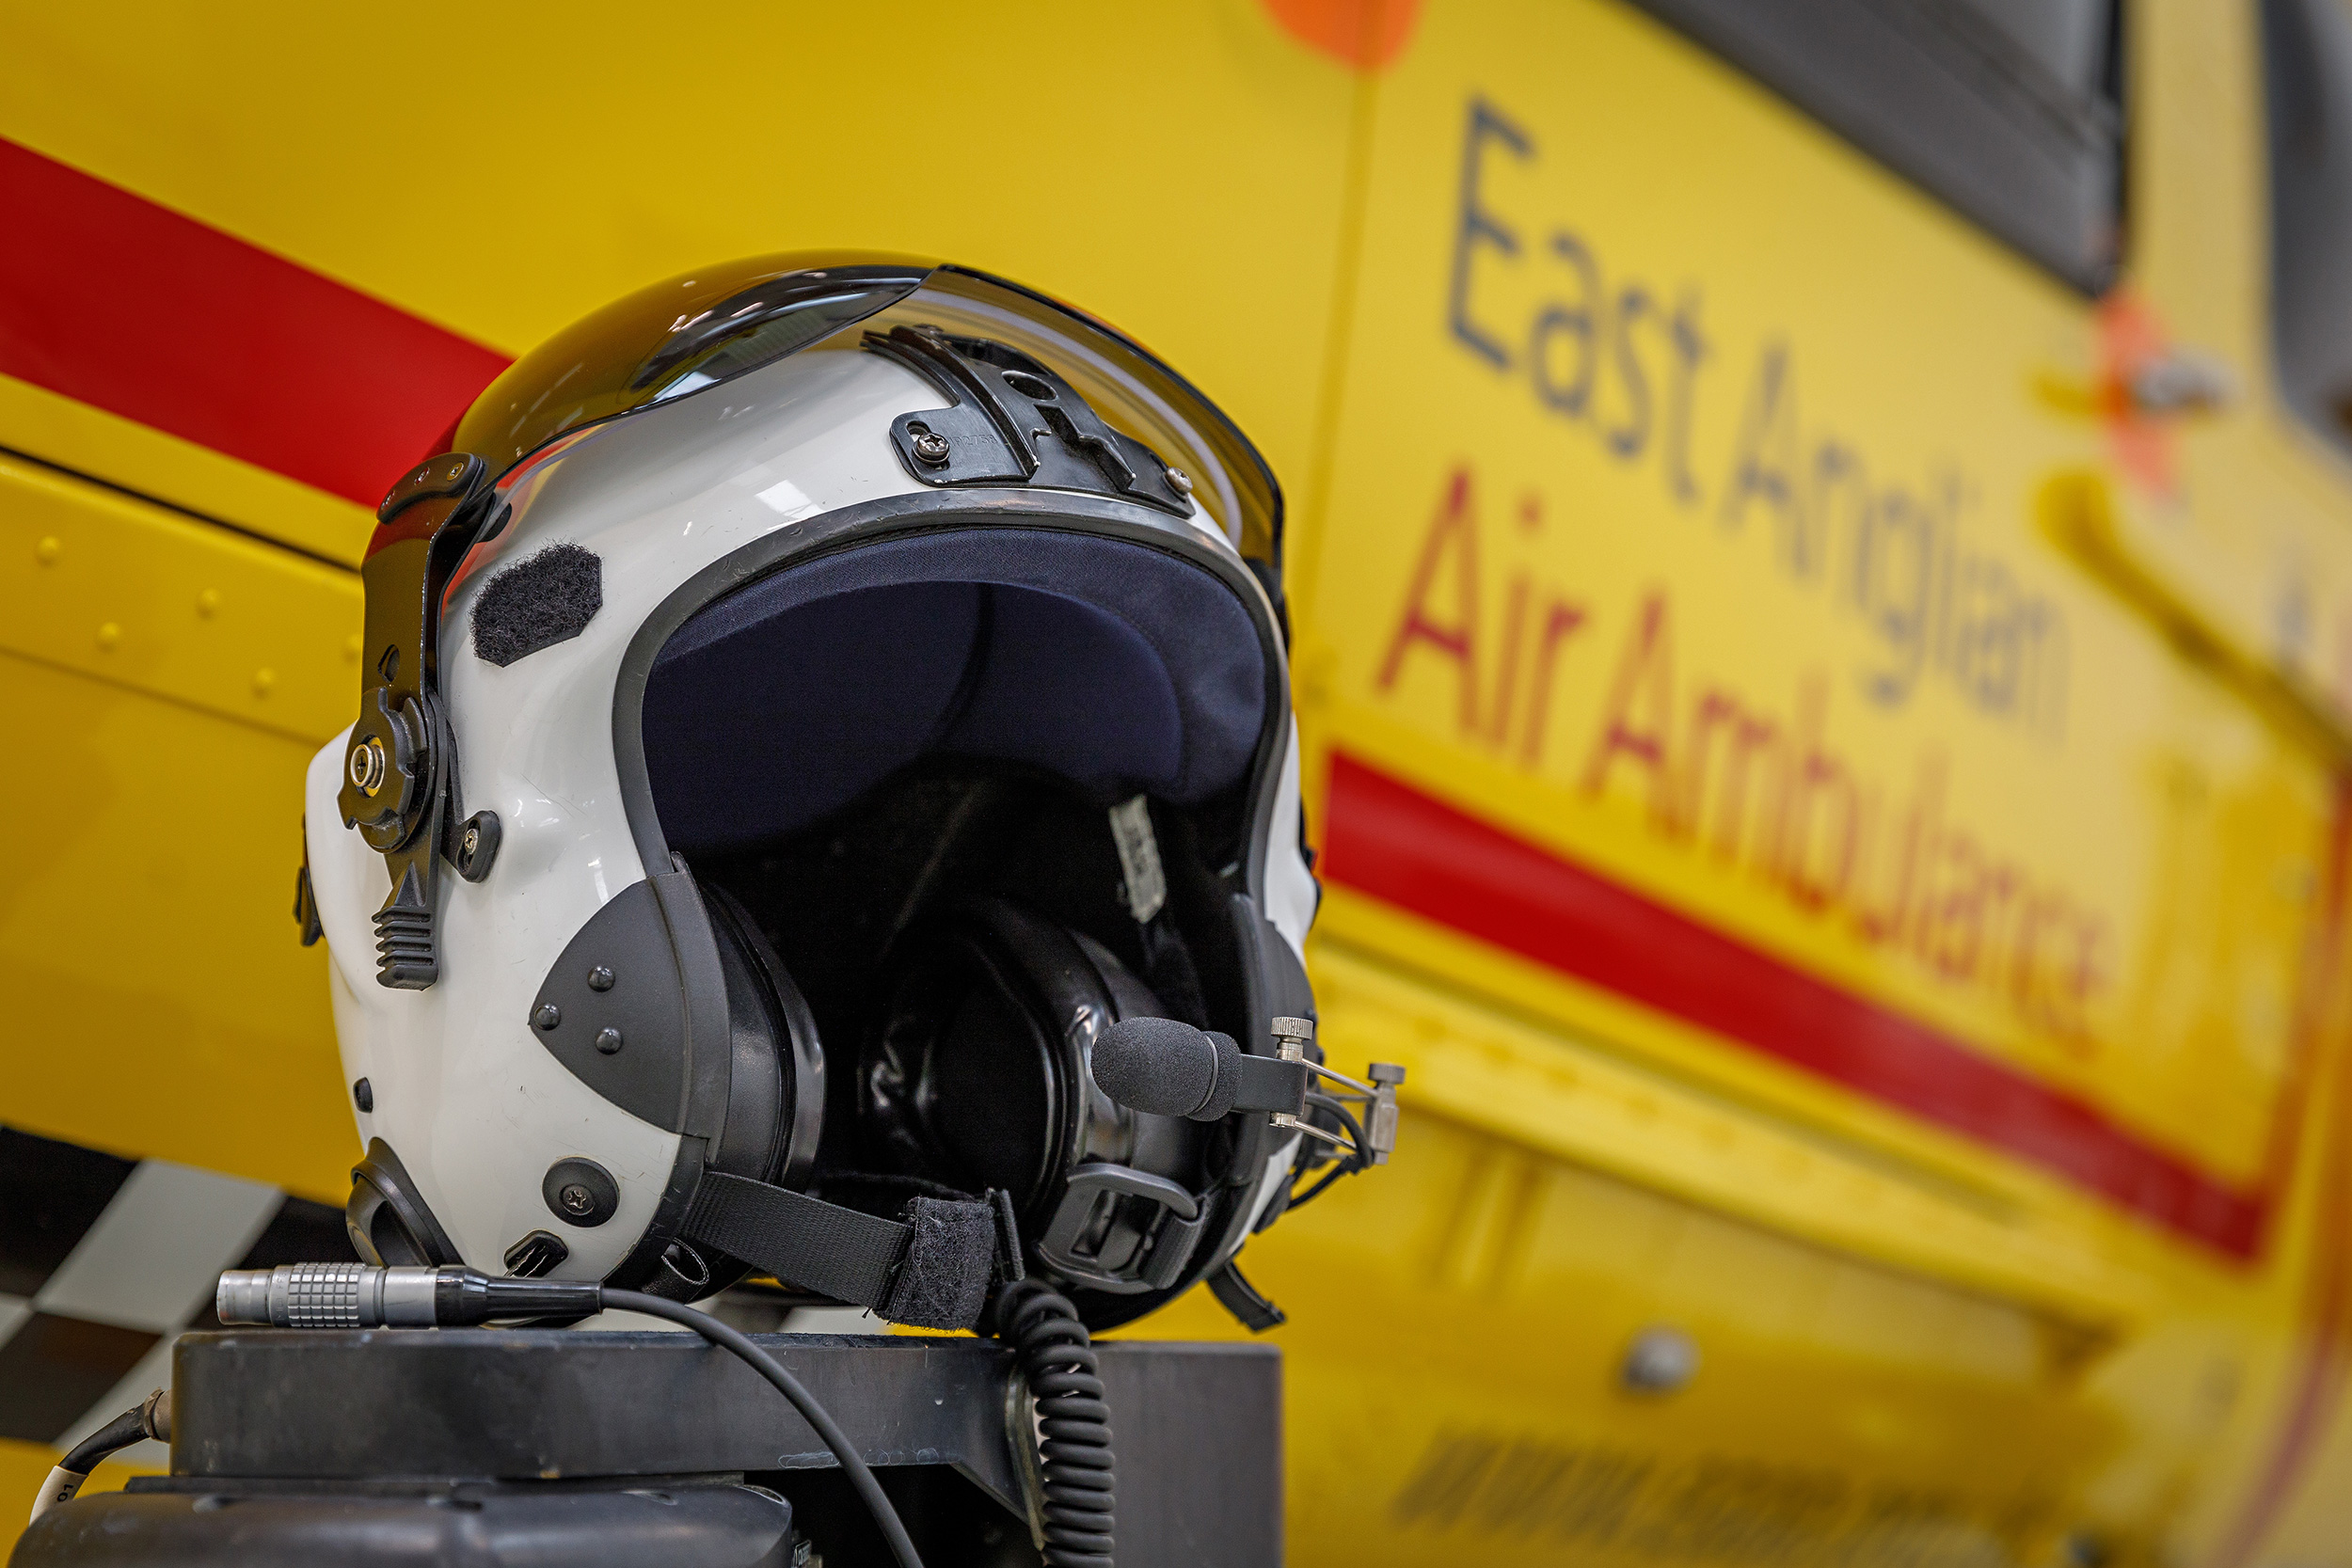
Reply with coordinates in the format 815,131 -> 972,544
337,451 -> 497,990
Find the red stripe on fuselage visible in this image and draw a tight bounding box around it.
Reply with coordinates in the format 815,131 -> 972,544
1319,752 -> 2268,1256
0,136 -> 509,508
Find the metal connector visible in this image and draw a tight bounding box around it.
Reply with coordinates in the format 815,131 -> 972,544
1364,1063 -> 1405,1165
1266,1017 -> 1406,1162
215,1262 -> 442,1328
215,1263 -> 601,1328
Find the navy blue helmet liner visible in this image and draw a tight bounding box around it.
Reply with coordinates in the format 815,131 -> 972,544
643,528 -> 1267,851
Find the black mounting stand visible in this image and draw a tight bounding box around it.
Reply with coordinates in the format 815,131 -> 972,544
11,1331 -> 1281,1568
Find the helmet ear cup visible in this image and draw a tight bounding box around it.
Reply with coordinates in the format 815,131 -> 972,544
704,885 -> 825,1193
650,886 -> 825,1299
865,898 -> 1209,1314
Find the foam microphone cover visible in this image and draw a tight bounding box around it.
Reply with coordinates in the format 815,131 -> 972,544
1090,1017 -> 1242,1121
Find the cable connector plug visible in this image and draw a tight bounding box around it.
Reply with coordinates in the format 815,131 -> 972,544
1270,1018 -> 1406,1164
215,1263 -> 601,1327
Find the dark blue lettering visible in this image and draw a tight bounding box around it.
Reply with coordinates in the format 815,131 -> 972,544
1719,342 -> 1801,539
1805,440 -> 1866,582
1437,90 -> 2068,738
1530,230 -> 1601,417
1664,292 -> 1708,505
1606,286 -> 1655,459
1857,485 -> 1932,706
1451,98 -> 1533,372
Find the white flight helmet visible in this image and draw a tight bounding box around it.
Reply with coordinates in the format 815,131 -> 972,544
296,257 -> 1323,1331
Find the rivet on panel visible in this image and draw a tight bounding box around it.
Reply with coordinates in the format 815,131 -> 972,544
344,633 -> 363,663
35,536 -> 61,564
96,623 -> 121,651
252,668 -> 277,696
1620,1326 -> 1699,1395
197,588 -> 221,618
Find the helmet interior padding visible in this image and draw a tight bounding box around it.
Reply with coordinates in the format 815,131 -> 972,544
642,529 -> 1267,850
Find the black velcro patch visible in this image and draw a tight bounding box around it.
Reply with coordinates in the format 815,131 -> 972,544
881,1196 -> 996,1331
472,542 -> 604,668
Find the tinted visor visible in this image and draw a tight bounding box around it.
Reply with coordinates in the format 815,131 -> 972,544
444,253 -> 1283,573
452,254 -> 928,477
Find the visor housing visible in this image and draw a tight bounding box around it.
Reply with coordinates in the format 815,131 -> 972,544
444,255 -> 1284,577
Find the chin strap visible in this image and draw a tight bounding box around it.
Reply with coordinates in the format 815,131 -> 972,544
682,1173 -> 1021,1330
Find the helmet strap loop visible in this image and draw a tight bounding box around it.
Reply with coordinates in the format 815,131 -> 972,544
681,1171 -> 1012,1332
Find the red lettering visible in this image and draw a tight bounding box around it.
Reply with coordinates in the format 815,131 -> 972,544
1778,674 -> 1860,911
1682,688 -> 1782,861
1488,573 -> 1530,746
1516,599 -> 1589,767
1370,464 -> 2109,1053
1581,591 -> 1677,823
1377,466 -> 1483,732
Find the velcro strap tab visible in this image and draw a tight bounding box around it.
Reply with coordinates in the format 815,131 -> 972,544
881,1196 -> 999,1331
684,1174 -> 1001,1330
685,1173 -> 912,1311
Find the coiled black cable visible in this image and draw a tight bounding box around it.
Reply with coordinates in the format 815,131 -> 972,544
995,1278 -> 1115,1567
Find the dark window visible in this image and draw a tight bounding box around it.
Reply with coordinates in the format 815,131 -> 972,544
1630,0 -> 2125,292
2265,0 -> 2352,451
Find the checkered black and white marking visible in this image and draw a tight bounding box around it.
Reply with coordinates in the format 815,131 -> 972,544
0,1126 -> 354,1465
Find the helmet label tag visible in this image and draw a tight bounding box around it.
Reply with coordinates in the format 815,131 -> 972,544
1107,796 -> 1167,924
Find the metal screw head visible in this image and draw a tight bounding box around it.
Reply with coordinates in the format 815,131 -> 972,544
454,810 -> 501,883
594,1026 -> 624,1055
587,965 -> 615,992
911,430 -> 952,466
542,1157 -> 616,1227
348,736 -> 389,795
532,1003 -> 562,1031
1165,466 -> 1194,497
